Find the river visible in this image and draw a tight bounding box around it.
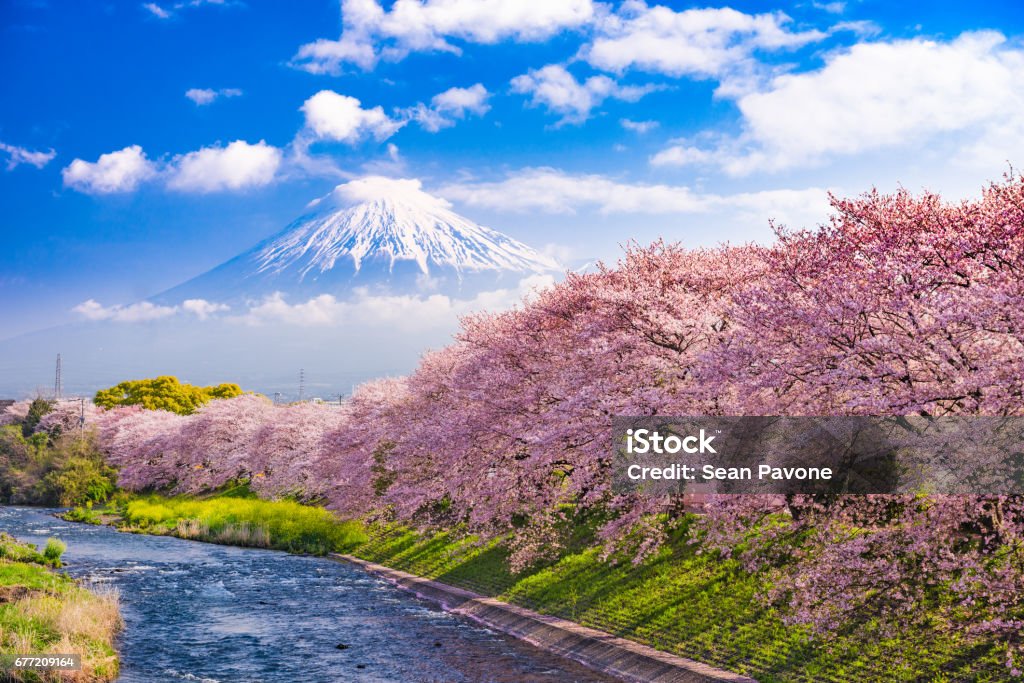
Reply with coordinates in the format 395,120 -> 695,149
0,507 -> 617,683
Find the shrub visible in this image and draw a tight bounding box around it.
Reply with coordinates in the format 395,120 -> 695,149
43,537 -> 67,566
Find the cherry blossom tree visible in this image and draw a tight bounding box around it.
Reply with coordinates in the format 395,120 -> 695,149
35,399 -> 102,436
250,400 -> 345,499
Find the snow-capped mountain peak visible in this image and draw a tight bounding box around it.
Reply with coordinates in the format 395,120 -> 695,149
154,177 -> 561,303
256,177 -> 560,278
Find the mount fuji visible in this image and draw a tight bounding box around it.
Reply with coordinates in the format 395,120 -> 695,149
155,177 -> 561,305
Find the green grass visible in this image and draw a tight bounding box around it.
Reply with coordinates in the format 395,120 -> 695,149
0,534 -> 121,682
117,494 -> 367,555
0,534 -> 50,568
350,519 -> 1009,683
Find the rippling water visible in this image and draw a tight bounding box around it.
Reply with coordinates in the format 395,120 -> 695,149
0,507 -> 616,683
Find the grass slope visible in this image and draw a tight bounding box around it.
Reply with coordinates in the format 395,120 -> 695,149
351,520 -> 1006,683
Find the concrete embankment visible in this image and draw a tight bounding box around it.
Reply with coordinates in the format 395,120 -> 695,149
332,554 -> 757,683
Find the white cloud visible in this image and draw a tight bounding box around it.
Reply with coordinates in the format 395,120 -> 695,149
292,35 -> 378,73
407,83 -> 490,132
830,20 -> 881,38
542,242 -> 577,265
72,297 -> 229,322
143,2 -> 171,19
432,83 -> 491,116
438,167 -> 708,214
182,299 -> 230,319
812,1 -> 846,13
143,0 -> 232,20
620,118 -> 658,133
581,3 -> 824,82
329,175 -> 451,210
300,90 -> 404,143
511,64 -> 657,125
649,145 -> 715,167
62,145 -> 158,194
61,141 -> 283,195
656,31 -> 1024,175
241,293 -> 347,326
236,276 -> 554,328
166,140 -> 282,192
437,167 -> 831,222
185,87 -> 242,105
291,0 -> 597,73
0,142 -> 56,170
73,299 -> 178,322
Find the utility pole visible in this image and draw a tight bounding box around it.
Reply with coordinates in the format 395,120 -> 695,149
298,369 -> 305,402
54,354 -> 62,400
79,397 -> 85,431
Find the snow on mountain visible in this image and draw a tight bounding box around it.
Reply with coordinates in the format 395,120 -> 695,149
155,177 -> 561,304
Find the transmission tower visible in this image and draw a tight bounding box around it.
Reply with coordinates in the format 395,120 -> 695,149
54,354 -> 62,400
298,368 -> 306,402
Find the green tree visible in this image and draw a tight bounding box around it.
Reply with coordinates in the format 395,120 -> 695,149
42,434 -> 118,506
22,398 -> 53,437
93,376 -> 244,415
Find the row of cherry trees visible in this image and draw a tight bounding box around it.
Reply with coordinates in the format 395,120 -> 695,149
14,175 -> 1022,669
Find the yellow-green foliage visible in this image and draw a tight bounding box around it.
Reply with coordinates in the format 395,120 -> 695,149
121,495 -> 366,555
93,376 -> 244,415
0,535 -> 120,682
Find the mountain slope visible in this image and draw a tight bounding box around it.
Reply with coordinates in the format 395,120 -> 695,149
155,177 -> 560,303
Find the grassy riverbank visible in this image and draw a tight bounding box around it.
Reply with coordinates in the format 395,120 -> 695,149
69,493 -> 1008,682
354,521 -> 1006,683
0,534 -> 120,682
95,491 -> 366,555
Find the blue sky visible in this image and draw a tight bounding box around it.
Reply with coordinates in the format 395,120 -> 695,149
2,0 -> 1024,338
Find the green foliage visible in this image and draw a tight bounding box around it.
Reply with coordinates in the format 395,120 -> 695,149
43,453 -> 118,507
21,398 -> 53,438
0,429 -> 117,507
120,494 -> 366,555
93,375 -> 244,415
42,538 -> 66,567
63,505 -> 102,525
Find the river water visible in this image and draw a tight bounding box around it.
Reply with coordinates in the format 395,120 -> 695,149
0,507 -> 616,683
